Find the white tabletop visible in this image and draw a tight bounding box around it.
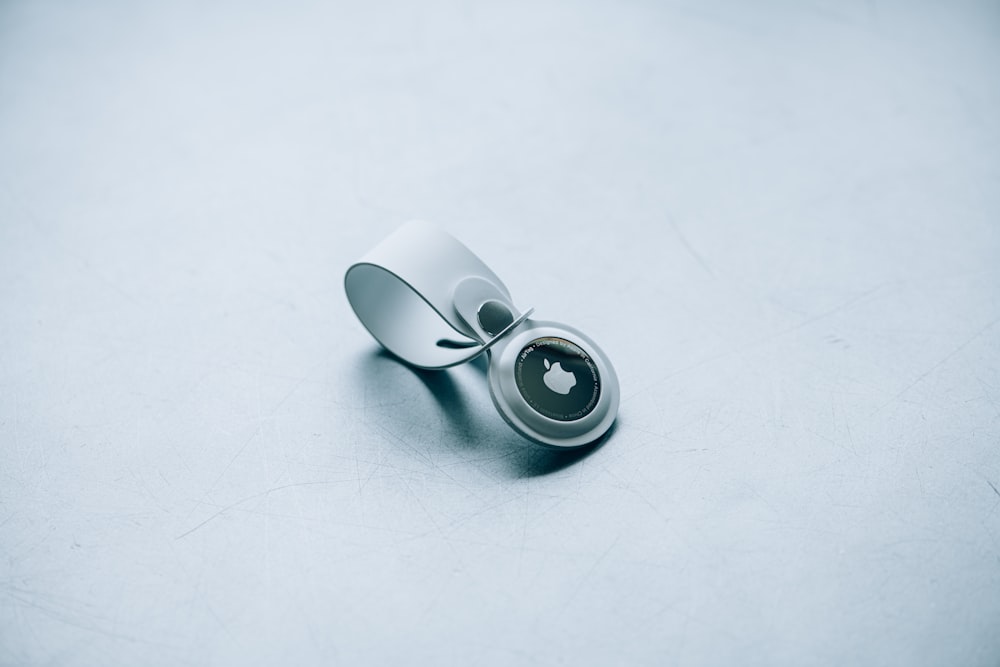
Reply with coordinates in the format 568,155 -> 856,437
2,2 -> 998,665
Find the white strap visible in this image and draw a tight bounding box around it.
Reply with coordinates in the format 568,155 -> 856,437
344,221 -> 532,369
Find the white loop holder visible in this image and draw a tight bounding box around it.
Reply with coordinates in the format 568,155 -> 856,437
344,221 -> 619,449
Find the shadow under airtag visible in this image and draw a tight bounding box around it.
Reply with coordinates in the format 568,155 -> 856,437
468,352 -> 489,375
358,349 -> 604,477
514,420 -> 615,476
362,349 -> 487,447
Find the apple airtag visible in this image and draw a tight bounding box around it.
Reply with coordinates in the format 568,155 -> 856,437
487,321 -> 619,448
345,221 -> 619,449
514,337 -> 601,421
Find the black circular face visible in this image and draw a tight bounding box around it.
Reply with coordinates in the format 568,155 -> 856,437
515,337 -> 601,421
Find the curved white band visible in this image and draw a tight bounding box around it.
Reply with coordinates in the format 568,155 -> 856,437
344,221 -> 532,369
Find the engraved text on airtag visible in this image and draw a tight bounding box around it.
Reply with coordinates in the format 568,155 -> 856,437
515,337 -> 601,421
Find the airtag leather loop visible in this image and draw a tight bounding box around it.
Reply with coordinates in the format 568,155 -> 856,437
344,221 -> 528,369
345,221 -> 619,448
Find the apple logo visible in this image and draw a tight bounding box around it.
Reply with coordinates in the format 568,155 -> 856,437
542,358 -> 577,395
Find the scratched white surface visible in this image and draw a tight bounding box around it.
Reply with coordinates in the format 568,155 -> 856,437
1,1 -> 999,665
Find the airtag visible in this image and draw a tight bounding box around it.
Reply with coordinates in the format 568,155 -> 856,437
486,321 -> 618,448
515,337 -> 601,422
344,221 -> 619,449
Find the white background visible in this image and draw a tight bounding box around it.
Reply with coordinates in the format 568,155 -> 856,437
1,1 -> 999,665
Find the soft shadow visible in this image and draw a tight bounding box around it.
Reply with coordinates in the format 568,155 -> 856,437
363,349 -> 491,448
357,349 -> 604,476
468,353 -> 489,375
508,421 -> 616,477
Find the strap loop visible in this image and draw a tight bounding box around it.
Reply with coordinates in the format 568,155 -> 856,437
344,221 -> 530,369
